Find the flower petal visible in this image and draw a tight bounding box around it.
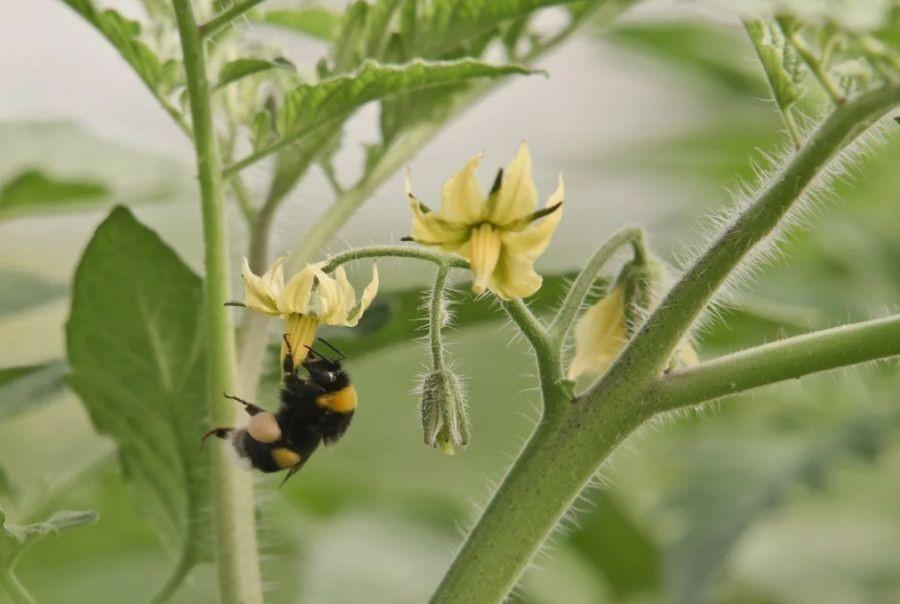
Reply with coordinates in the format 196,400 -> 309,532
309,266 -> 340,321
567,286 -> 628,379
345,264 -> 379,326
439,153 -> 486,224
488,247 -> 543,300
488,142 -> 537,226
241,256 -> 281,315
469,224 -> 503,295
501,174 -> 564,260
261,253 -> 288,299
408,194 -> 470,250
280,262 -> 323,315
282,314 -> 319,367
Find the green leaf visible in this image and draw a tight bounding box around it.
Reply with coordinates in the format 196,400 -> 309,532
261,58 -> 534,202
0,170 -> 108,215
665,409 -> 896,604
745,20 -> 805,111
60,0 -> 185,116
0,121 -> 194,218
276,58 -> 534,143
256,6 -> 342,41
0,270 -> 67,319
0,506 -> 98,603
0,361 -> 68,422
66,207 -> 212,593
215,57 -> 295,90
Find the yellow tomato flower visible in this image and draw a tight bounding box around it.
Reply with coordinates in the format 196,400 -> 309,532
240,256 -> 379,364
406,143 -> 563,300
567,285 -> 628,380
567,285 -> 700,380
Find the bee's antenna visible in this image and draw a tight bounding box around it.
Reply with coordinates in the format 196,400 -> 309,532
316,338 -> 345,361
303,344 -> 330,362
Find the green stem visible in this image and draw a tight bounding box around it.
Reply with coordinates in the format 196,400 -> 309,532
171,2 -> 262,603
0,567 -> 34,604
199,0 -> 267,38
648,313 -> 900,412
550,226 -> 643,346
429,266 -> 451,368
322,244 -> 468,273
584,83 -> 900,403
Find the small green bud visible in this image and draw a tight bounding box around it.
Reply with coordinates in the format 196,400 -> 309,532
420,369 -> 470,455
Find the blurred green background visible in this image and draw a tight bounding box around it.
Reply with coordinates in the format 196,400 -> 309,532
2,2 -> 899,603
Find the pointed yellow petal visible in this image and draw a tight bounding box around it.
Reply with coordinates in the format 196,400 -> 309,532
488,248 -> 543,300
468,224 -> 503,295
439,153 -> 485,224
409,195 -> 470,249
346,264 -> 379,326
261,253 -> 288,298
567,286 -> 628,379
241,256 -> 281,315
489,142 -> 537,226
280,263 -> 322,315
501,174 -> 564,259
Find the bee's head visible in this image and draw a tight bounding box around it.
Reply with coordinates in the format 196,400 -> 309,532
302,341 -> 349,391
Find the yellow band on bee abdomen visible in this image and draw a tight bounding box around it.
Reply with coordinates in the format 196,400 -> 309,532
317,386 -> 358,413
271,447 -> 302,469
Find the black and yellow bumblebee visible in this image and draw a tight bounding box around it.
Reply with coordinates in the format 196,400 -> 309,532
201,337 -> 356,485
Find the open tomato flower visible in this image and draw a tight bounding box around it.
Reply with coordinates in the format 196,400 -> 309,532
406,143 -> 563,300
240,256 -> 379,364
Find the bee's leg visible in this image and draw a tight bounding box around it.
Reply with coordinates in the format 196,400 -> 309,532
199,427 -> 233,451
224,392 -> 265,416
282,333 -> 295,375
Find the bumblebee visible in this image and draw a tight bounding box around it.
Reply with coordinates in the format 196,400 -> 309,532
201,337 -> 356,485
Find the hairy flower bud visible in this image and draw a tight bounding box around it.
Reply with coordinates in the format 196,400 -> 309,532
419,369 -> 470,455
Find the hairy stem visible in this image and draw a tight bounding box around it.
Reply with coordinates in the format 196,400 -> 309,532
171,2 -> 262,602
648,313 -> 900,412
585,83 -> 900,403
429,266 -> 451,368
431,83 -> 900,604
322,244 -> 467,272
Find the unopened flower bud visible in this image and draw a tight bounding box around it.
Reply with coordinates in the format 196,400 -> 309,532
419,369 -> 469,455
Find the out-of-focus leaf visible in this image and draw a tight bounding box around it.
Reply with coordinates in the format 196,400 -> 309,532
744,20 -> 805,112
215,57 -> 295,90
256,6 -> 342,41
607,21 -> 766,97
66,207 -> 211,594
0,506 -> 98,602
0,361 -> 68,422
60,0 -> 185,104
0,270 -> 67,318
567,489 -> 662,598
665,409 -> 897,604
0,121 -> 193,218
0,170 -> 108,216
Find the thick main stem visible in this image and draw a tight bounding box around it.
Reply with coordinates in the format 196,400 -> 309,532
171,2 -> 263,603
